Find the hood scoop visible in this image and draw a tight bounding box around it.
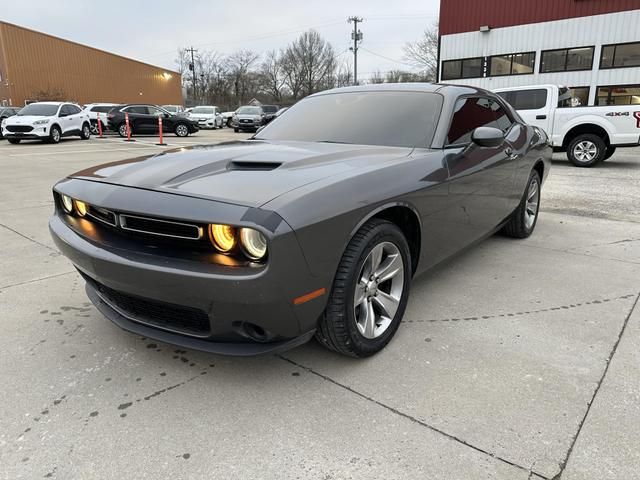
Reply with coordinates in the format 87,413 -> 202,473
227,161 -> 282,171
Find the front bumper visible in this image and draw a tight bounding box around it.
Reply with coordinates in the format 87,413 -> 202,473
49,180 -> 328,355
3,127 -> 49,139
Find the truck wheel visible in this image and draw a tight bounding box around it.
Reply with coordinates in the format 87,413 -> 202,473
603,146 -> 616,161
567,134 -> 605,167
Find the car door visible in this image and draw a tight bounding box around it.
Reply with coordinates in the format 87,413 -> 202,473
58,105 -> 75,134
67,104 -> 84,133
146,106 -> 168,133
444,96 -> 517,246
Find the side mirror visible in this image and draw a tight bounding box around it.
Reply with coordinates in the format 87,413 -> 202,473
471,126 -> 504,148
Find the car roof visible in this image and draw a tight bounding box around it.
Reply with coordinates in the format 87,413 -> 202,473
493,84 -> 561,92
29,101 -> 65,106
310,82 -> 493,98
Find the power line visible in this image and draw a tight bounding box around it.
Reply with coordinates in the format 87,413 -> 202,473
359,47 -> 415,68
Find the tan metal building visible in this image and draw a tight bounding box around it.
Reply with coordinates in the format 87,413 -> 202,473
0,21 -> 182,107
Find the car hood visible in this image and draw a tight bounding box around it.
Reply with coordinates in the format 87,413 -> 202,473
6,115 -> 51,124
69,140 -> 411,208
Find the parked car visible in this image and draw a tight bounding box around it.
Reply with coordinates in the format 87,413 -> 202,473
50,84 -> 550,357
221,110 -> 236,128
107,104 -> 199,137
495,84 -> 640,167
187,106 -> 224,129
232,106 -> 265,132
83,103 -> 119,135
0,106 -> 20,139
1,102 -> 90,144
162,105 -> 185,114
274,107 -> 289,118
261,105 -> 279,123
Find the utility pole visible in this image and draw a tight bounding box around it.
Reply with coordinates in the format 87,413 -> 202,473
186,46 -> 198,104
348,16 -> 363,85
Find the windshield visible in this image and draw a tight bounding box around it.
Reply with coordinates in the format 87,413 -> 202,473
262,105 -> 278,113
255,91 -> 443,148
18,104 -> 59,116
237,106 -> 262,115
191,107 -> 214,114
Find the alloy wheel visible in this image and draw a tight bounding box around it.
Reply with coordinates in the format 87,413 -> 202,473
524,177 -> 540,230
573,140 -> 598,163
176,124 -> 188,136
353,241 -> 405,339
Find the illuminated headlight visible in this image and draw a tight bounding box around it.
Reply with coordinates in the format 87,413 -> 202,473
61,194 -> 74,213
33,119 -> 49,125
209,224 -> 236,253
240,228 -> 267,260
74,200 -> 88,217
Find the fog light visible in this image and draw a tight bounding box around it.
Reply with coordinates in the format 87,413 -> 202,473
61,194 -> 73,213
74,200 -> 88,217
209,224 -> 236,252
240,228 -> 267,260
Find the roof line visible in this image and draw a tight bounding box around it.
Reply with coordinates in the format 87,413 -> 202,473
0,20 -> 180,75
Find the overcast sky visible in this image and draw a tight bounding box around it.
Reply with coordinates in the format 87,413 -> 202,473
1,0 -> 439,81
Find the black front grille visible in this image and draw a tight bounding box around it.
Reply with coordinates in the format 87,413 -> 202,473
91,278 -> 211,335
7,125 -> 33,132
120,214 -> 202,240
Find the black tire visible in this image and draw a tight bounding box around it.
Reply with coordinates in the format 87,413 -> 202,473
175,123 -> 190,137
7,138 -> 21,144
566,134 -> 606,167
603,146 -> 616,161
80,122 -> 91,140
89,121 -> 99,135
234,128 -> 239,133
316,219 -> 412,357
227,118 -> 233,128
117,123 -> 128,138
49,125 -> 61,144
502,170 -> 541,239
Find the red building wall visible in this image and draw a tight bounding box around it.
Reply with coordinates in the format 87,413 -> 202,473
440,0 -> 640,35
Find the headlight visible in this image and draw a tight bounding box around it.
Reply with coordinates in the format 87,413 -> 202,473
240,228 -> 267,260
61,194 -> 74,213
74,200 -> 88,217
209,224 -> 236,253
33,119 -> 49,125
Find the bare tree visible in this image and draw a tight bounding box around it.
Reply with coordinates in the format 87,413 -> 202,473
260,50 -> 287,102
384,70 -> 404,83
334,59 -> 353,88
226,49 -> 260,105
403,22 -> 439,83
368,70 -> 385,84
283,30 -> 336,99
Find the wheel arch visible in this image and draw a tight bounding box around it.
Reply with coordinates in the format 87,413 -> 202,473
562,123 -> 611,149
348,202 -> 422,275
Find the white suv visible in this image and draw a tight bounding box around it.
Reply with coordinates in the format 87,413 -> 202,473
187,105 -> 223,129
83,103 -> 119,134
2,102 -> 91,144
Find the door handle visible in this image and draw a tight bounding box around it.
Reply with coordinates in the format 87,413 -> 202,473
536,115 -> 547,120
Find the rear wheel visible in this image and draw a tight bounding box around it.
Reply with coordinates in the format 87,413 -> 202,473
567,134 -> 606,167
502,170 -> 541,239
603,146 -> 616,161
316,219 -> 411,357
49,125 -> 61,144
89,122 -> 99,135
7,138 -> 21,144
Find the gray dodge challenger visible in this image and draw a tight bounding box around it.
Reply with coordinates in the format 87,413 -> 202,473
49,84 -> 551,357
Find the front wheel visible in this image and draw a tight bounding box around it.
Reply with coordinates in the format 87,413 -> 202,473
117,123 -> 128,138
501,170 -> 541,239
49,125 -> 61,144
316,219 -> 411,357
175,123 -> 189,137
80,123 -> 91,140
567,134 -> 606,167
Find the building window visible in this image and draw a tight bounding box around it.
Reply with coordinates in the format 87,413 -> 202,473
489,52 -> 535,76
600,42 -> 640,69
595,85 -> 640,105
441,57 -> 483,80
540,47 -> 594,73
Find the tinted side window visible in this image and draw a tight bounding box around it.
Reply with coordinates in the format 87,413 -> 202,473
492,102 -> 513,133
447,97 -> 502,145
126,106 -> 147,114
67,105 -> 82,114
504,89 -> 548,110
59,105 -> 72,116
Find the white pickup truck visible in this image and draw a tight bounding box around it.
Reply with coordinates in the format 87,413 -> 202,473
494,85 -> 640,167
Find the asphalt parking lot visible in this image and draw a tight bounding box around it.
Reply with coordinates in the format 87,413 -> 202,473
1,130 -> 639,480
